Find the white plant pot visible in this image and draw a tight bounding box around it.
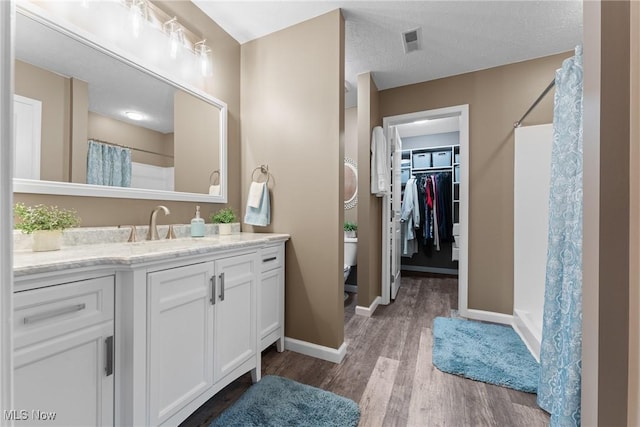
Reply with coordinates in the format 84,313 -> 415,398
345,230 -> 356,239
217,223 -> 232,235
32,230 -> 62,252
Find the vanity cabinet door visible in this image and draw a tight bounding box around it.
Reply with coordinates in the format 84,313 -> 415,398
259,244 -> 285,352
213,253 -> 257,383
147,262 -> 215,426
13,276 -> 115,426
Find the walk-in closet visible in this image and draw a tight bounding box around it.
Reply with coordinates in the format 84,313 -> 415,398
397,117 -> 460,276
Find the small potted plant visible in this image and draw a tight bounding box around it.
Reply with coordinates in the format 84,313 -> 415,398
210,208 -> 237,235
14,203 -> 80,251
344,221 -> 357,238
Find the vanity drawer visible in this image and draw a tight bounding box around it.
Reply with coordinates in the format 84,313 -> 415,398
14,276 -> 115,350
261,245 -> 283,272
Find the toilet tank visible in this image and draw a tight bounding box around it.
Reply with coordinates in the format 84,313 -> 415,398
344,237 -> 358,266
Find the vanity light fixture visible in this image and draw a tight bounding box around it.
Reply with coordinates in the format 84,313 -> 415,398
128,0 -> 148,39
163,17 -> 184,60
125,111 -> 144,121
195,40 -> 212,77
118,0 -> 213,76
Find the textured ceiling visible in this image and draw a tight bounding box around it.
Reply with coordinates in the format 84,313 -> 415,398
194,1 -> 583,107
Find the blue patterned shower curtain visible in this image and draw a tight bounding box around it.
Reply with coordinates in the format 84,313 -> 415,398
87,140 -> 132,187
537,46 -> 583,426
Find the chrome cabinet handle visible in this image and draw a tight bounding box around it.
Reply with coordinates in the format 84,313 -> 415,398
23,303 -> 86,325
210,276 -> 216,305
219,272 -> 225,301
263,256 -> 277,263
105,336 -> 114,376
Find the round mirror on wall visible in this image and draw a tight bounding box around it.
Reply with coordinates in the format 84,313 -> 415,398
344,157 -> 357,210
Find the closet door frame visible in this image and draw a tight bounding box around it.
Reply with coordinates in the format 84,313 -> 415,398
381,105 -> 469,315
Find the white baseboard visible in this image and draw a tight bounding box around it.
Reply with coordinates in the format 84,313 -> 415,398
284,337 -> 347,364
460,308 -> 513,325
512,309 -> 541,362
355,296 -> 381,317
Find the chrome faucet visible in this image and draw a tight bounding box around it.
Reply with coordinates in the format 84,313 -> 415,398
147,205 -> 170,240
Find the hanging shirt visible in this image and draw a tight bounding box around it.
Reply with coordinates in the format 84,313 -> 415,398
400,177 -> 420,256
371,126 -> 390,197
431,175 -> 440,251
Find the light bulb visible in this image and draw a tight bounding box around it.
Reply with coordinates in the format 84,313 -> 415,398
169,28 -> 182,59
195,41 -> 212,77
164,18 -> 184,60
129,0 -> 146,38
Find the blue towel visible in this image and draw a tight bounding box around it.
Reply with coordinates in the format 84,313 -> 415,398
244,183 -> 270,226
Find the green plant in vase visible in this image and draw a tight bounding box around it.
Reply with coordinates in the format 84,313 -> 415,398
344,221 -> 357,238
210,208 -> 237,235
14,203 -> 80,251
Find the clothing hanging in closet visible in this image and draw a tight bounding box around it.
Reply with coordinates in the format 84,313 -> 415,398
414,172 -> 453,252
400,176 -> 420,257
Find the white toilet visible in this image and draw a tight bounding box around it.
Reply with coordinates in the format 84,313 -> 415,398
344,237 -> 358,293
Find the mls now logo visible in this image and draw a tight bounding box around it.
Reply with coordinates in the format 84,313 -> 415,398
4,410 -> 57,421
3,410 -> 28,421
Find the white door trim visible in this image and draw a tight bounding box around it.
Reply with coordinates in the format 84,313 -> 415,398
0,0 -> 14,423
381,104 -> 469,314
13,94 -> 42,180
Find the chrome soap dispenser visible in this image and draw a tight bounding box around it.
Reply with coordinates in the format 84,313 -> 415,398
191,205 -> 205,237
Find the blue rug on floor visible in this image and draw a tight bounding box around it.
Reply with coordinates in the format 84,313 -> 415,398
209,375 -> 360,427
432,317 -> 539,393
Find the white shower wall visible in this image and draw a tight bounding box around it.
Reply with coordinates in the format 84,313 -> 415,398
513,124 -> 553,361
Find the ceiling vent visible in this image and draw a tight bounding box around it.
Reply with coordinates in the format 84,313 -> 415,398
402,28 -> 421,54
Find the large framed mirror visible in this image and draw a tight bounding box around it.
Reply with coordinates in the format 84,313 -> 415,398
13,3 -> 227,203
344,157 -> 357,210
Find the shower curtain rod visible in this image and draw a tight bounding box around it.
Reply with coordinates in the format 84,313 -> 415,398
89,138 -> 174,158
513,79 -> 556,128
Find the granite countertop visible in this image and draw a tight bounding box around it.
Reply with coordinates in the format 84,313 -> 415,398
14,232 -> 290,277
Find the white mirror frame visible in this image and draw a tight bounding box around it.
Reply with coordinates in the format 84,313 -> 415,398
344,157 -> 358,210
13,2 -> 228,203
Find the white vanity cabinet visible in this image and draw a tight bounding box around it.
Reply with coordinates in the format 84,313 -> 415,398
13,234 -> 288,427
13,275 -> 115,426
146,251 -> 259,426
259,244 -> 285,351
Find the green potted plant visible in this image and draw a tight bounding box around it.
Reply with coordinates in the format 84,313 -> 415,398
344,221 -> 357,238
14,203 -> 80,251
210,208 -> 237,235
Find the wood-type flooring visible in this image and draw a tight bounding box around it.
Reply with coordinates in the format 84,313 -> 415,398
181,273 -> 550,427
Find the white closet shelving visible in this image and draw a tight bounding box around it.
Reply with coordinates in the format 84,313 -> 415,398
401,143 -> 460,225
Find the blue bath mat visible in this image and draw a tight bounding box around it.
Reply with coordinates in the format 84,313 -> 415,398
432,317 -> 539,393
209,375 -> 360,427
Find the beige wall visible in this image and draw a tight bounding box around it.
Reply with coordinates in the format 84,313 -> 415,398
88,112 -> 173,168
379,52 -> 571,314
14,60 -> 69,182
344,107 -> 358,224
70,78 -> 88,183
583,1 -> 631,424
629,1 -> 639,424
155,0 -> 241,214
356,73 -> 382,307
15,1 -> 242,225
241,10 -> 345,349
174,90 -> 220,193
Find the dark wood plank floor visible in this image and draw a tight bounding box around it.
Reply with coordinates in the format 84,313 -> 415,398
181,273 -> 550,427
